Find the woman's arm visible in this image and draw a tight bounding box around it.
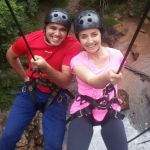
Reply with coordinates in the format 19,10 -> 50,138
73,65 -> 122,89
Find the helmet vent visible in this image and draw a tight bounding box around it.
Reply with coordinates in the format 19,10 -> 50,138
87,14 -> 91,16
54,14 -> 58,17
88,18 -> 92,22
62,15 -> 66,20
79,20 -> 84,25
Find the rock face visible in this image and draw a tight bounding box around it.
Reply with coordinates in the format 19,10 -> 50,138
119,55 -> 150,132
16,112 -> 44,150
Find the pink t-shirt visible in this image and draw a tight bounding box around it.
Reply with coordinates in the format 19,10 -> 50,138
70,47 -> 124,121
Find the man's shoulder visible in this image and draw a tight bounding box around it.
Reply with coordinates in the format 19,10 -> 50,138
26,30 -> 43,37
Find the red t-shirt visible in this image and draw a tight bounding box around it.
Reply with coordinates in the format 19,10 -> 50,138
12,30 -> 81,92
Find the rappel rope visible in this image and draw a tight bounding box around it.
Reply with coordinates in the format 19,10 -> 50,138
5,0 -> 42,77
5,0 -> 35,61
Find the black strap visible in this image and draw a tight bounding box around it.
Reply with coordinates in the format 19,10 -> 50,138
11,78 -> 74,112
77,95 -> 120,110
60,88 -> 75,99
66,94 -> 124,124
108,108 -> 125,120
29,90 -> 39,110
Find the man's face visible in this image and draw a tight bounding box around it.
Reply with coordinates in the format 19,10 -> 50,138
45,22 -> 68,46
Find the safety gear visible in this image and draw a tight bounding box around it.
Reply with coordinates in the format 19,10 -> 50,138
44,8 -> 71,30
74,10 -> 103,34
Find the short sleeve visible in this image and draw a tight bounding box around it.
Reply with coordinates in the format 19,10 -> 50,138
12,36 -> 28,56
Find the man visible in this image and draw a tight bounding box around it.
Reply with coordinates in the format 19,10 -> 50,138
0,8 -> 81,150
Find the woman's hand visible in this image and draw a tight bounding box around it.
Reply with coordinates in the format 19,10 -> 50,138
106,69 -> 123,85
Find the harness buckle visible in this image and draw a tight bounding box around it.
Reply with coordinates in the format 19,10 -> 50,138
57,95 -> 63,103
78,110 -> 84,118
21,86 -> 27,92
114,110 -> 119,119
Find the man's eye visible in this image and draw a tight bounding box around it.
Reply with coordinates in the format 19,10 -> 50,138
50,27 -> 56,30
81,36 -> 87,39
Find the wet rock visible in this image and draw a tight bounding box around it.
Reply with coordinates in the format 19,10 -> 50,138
147,12 -> 150,19
132,51 -> 139,61
140,28 -> 146,34
128,10 -> 134,17
16,112 -> 44,149
144,19 -> 150,24
113,23 -> 123,33
118,89 -> 130,111
113,13 -> 121,20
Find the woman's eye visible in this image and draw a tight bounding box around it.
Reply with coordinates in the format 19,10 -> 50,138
92,33 -> 97,37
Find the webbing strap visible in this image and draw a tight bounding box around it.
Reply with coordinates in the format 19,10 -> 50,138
24,78 -> 74,112
76,95 -> 120,110
29,90 -> 39,110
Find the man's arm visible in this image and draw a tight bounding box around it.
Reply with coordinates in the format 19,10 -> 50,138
31,55 -> 73,89
6,46 -> 29,82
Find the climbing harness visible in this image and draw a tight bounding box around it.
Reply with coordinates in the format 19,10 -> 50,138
22,77 -> 74,112
66,85 -> 125,124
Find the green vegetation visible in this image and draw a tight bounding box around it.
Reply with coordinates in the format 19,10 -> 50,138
0,115 -> 8,126
0,70 -> 23,110
0,0 -> 39,69
39,0 -> 69,8
0,0 -> 39,110
103,17 -> 118,27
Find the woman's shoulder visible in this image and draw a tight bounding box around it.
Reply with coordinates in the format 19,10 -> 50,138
71,51 -> 88,65
105,47 -> 123,57
72,51 -> 85,60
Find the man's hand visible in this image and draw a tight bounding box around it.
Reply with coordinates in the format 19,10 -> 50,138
31,55 -> 48,71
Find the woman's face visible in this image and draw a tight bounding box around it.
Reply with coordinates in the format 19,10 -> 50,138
78,28 -> 101,53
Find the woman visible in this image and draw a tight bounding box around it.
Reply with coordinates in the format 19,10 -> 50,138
67,10 -> 128,150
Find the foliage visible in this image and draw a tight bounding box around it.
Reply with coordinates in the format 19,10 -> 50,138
39,0 -> 68,8
16,0 -> 39,16
103,17 -> 118,27
0,70 -> 23,110
0,0 -> 39,70
0,115 -> 8,126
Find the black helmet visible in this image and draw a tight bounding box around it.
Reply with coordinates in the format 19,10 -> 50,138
44,8 -> 71,30
74,10 -> 102,34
